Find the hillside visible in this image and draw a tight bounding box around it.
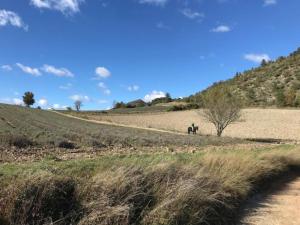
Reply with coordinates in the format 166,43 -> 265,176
187,48 -> 300,107
0,103 -> 237,150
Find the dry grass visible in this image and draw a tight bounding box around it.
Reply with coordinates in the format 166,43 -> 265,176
1,146 -> 300,225
79,108 -> 300,140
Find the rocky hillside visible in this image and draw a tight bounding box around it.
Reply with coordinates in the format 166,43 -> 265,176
187,47 -> 300,107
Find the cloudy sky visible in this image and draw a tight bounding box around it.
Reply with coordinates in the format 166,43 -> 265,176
0,0 -> 299,109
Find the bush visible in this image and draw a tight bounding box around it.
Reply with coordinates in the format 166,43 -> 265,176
0,134 -> 33,148
58,141 -> 76,149
11,177 -> 81,225
151,95 -> 172,105
89,140 -> 107,149
167,103 -> 200,112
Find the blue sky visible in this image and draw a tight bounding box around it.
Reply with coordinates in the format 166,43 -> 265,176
0,0 -> 300,110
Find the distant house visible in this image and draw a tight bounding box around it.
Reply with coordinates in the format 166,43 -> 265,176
126,99 -> 147,108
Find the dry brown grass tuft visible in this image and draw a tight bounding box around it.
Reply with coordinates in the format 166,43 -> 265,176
0,176 -> 81,225
79,167 -> 153,225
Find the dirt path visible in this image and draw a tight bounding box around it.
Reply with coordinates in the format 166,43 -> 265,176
52,111 -> 188,136
240,176 -> 300,225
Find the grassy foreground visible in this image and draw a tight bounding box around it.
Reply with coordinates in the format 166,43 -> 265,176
1,145 -> 300,225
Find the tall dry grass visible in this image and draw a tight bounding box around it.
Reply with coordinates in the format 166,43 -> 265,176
1,147 -> 300,225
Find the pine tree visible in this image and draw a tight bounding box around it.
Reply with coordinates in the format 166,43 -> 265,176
23,92 -> 35,107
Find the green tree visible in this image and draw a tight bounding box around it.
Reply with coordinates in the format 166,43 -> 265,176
261,59 -> 268,66
166,92 -> 171,100
23,92 -> 35,107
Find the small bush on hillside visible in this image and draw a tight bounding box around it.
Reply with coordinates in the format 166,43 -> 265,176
275,89 -> 286,107
58,141 -> 76,149
0,134 -> 33,148
89,140 -> 107,149
292,82 -> 300,91
285,89 -> 297,107
151,94 -> 172,105
167,103 -> 200,112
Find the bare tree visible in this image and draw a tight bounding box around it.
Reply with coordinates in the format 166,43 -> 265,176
201,86 -> 241,137
74,100 -> 82,112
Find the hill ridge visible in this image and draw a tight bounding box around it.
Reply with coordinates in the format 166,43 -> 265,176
187,47 -> 300,107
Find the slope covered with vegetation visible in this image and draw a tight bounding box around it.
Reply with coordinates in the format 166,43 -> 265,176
187,48 -> 300,107
0,104 -> 237,150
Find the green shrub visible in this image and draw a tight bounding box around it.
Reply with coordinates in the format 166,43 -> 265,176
275,89 -> 286,107
167,103 -> 200,112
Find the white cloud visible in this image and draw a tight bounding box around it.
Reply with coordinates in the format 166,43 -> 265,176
128,85 -> 140,92
244,53 -> 271,63
181,8 -> 204,20
263,0 -> 277,6
38,98 -> 48,106
98,82 -> 106,89
0,97 -> 23,105
13,98 -> 23,105
156,22 -> 170,30
16,63 -> 42,76
1,65 -> 12,71
30,0 -> 85,15
59,83 -> 72,90
70,94 -> 90,102
104,89 -> 111,95
211,25 -> 231,33
144,90 -> 166,102
98,99 -> 108,104
139,0 -> 168,6
53,103 -> 61,109
42,64 -> 74,77
95,67 -> 111,79
49,104 -> 67,110
0,10 -> 28,30
98,82 -> 111,95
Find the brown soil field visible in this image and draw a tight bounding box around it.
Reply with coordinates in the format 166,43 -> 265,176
79,108 -> 300,141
